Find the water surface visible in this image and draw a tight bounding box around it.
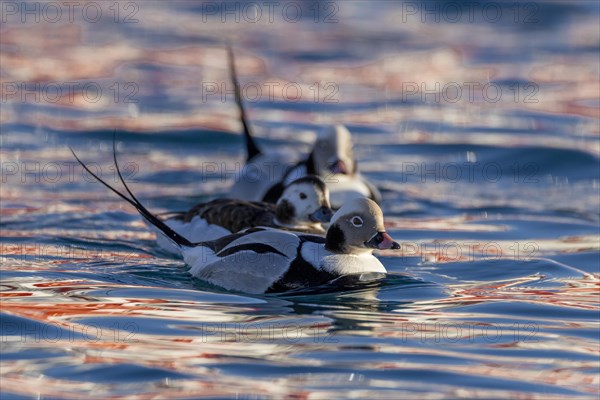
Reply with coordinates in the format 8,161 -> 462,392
1,1 -> 599,398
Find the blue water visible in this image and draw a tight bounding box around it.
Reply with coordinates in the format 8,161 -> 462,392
1,1 -> 599,398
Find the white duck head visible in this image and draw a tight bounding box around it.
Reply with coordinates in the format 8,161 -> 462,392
275,175 -> 333,229
309,125 -> 356,176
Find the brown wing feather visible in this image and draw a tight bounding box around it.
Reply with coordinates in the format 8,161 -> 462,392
183,199 -> 276,232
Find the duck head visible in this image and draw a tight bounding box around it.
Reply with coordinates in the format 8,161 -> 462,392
275,175 -> 333,229
309,125 -> 356,177
325,197 -> 400,254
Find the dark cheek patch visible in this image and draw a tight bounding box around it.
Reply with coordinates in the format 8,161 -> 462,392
325,224 -> 346,253
276,199 -> 296,224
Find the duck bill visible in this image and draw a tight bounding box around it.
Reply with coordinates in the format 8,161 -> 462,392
309,206 -> 334,223
329,159 -> 350,175
365,231 -> 401,250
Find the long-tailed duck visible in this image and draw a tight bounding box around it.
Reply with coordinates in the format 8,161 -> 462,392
225,46 -> 381,209
154,175 -> 332,255
71,148 -> 399,294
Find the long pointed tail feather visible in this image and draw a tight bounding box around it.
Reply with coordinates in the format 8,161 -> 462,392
227,44 -> 261,161
69,145 -> 194,248
112,130 -> 143,206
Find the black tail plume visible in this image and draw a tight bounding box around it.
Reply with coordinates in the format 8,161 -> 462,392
227,44 -> 261,161
69,143 -> 194,248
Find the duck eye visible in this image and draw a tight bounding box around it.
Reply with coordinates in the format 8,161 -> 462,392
350,216 -> 363,227
299,192 -> 307,200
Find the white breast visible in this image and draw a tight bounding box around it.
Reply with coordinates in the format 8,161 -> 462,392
321,253 -> 387,275
300,241 -> 387,275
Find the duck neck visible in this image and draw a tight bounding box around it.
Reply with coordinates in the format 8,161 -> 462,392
305,152 -> 317,175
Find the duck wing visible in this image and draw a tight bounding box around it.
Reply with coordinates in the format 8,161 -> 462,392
183,199 -> 276,232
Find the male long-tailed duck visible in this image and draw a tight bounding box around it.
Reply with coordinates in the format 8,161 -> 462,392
225,46 -> 381,209
71,148 -> 400,294
154,175 -> 333,255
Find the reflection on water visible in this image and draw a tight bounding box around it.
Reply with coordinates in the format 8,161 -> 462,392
1,1 -> 599,398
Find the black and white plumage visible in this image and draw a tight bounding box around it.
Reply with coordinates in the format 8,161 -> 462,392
154,175 -> 333,254
183,196 -> 400,293
226,47 -> 381,209
70,146 -> 400,294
